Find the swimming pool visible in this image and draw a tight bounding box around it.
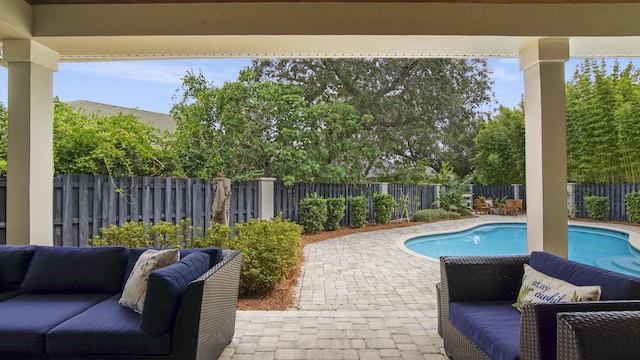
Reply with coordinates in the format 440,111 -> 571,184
404,223 -> 640,277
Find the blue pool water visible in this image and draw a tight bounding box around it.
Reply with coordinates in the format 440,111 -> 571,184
405,223 -> 640,277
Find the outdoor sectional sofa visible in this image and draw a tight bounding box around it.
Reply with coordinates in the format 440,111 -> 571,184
438,251 -> 640,360
0,244 -> 241,360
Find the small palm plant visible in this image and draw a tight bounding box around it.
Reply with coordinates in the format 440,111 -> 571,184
432,162 -> 473,214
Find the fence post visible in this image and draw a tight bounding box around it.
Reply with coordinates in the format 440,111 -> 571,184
513,184 -> 520,199
433,184 -> 441,208
377,182 -> 389,195
257,177 -> 276,220
567,183 -> 576,218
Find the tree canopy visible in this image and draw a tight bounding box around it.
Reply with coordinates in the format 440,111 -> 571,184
472,105 -> 525,185
170,69 -> 379,184
567,59 -> 640,183
251,58 -> 494,179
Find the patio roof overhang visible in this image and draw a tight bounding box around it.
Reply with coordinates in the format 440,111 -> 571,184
1,0 -> 640,255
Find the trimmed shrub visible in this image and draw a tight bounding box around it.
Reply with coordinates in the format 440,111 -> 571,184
373,193 -> 395,224
90,216 -> 302,297
90,218 -> 199,248
299,193 -> 327,234
626,192 -> 640,223
349,196 -> 368,228
225,217 -> 302,295
584,195 -> 609,221
325,196 -> 346,231
411,209 -> 460,222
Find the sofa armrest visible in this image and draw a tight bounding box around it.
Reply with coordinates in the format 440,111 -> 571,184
519,300 -> 640,360
440,255 -> 529,304
557,311 -> 640,360
172,249 -> 242,360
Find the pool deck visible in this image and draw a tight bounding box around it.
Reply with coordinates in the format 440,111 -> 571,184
220,215 -> 640,360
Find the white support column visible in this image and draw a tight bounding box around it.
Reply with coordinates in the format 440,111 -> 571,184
512,184 -> 521,200
519,38 -> 569,258
433,184 -> 441,208
4,40 -> 58,246
257,177 -> 276,220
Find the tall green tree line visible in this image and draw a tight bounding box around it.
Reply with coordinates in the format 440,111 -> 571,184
473,59 -> 640,185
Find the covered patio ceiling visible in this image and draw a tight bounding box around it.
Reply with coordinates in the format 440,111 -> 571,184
2,1 -> 640,62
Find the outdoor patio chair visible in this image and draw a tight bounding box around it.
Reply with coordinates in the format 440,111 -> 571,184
502,199 -> 517,216
514,199 -> 524,215
474,199 -> 490,214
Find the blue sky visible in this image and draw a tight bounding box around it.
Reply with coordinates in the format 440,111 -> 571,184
0,57 -> 628,115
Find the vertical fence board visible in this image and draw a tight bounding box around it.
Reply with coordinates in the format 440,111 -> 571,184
61,175 -> 74,247
78,175 -> 90,247
164,178 -> 172,222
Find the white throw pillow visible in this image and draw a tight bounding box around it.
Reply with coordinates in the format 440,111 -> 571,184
513,263 -> 601,312
119,249 -> 180,313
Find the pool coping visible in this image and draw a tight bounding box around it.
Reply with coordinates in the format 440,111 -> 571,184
394,217 -> 640,262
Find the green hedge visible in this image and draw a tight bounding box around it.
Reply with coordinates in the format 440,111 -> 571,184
373,193 -> 395,225
584,195 -> 609,221
299,193 -> 327,234
349,196 -> 368,228
626,192 -> 640,223
90,218 -> 200,248
91,216 -> 302,296
325,196 -> 346,231
411,209 -> 460,222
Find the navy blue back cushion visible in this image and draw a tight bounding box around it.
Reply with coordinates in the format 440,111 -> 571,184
529,251 -> 640,300
0,245 -> 37,290
180,248 -> 223,268
21,246 -> 128,294
124,247 -> 221,285
140,252 -> 210,335
449,301 -> 521,360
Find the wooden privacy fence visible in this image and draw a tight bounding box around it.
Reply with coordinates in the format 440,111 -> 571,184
50,175 -> 256,247
274,181 -> 381,226
14,176 -> 640,246
573,183 -> 640,221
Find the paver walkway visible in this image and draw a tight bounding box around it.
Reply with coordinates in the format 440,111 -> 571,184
219,215 -> 640,360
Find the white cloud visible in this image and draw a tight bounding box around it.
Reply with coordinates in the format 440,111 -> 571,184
59,59 -> 250,86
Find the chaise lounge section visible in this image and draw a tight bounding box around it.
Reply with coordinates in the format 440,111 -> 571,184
0,244 -> 241,360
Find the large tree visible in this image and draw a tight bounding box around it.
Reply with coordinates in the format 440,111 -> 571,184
53,101 -> 178,177
472,105 -> 525,185
170,69 -> 379,184
251,58 -> 494,178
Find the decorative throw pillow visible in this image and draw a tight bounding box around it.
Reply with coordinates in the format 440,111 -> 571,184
119,249 -> 179,314
513,263 -> 601,312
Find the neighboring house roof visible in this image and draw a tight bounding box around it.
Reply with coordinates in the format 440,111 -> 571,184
67,100 -> 176,133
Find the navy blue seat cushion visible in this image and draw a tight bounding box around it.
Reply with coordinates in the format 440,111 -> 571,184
140,252 -> 210,335
124,247 -> 221,285
0,245 -> 37,290
0,293 -> 110,354
449,301 -> 521,360
20,246 -> 128,294
47,294 -> 171,355
529,251 -> 640,300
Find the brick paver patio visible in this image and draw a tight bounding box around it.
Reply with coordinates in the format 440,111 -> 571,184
219,215 -> 640,360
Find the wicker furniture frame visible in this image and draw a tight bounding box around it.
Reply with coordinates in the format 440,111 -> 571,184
3,249 -> 242,360
439,254 -> 640,360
